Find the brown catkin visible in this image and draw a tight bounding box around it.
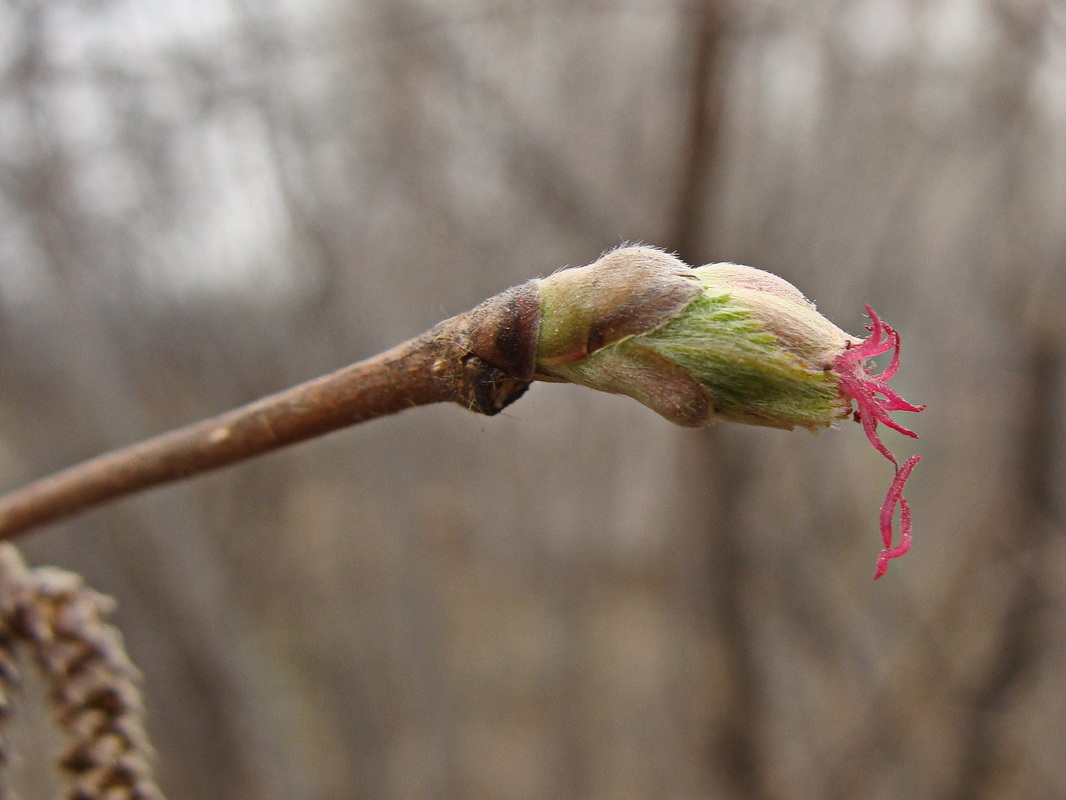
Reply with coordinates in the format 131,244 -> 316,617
0,545 -> 162,800
0,579 -> 19,800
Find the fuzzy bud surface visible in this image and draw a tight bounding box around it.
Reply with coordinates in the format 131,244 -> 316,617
532,246 -> 924,577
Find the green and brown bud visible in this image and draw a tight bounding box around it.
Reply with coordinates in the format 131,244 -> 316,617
465,244 -> 925,578
524,246 -> 855,430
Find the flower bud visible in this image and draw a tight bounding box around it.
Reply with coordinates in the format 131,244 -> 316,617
534,246 -> 855,430
530,246 -> 924,578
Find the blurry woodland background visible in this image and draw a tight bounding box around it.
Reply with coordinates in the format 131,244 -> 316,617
1,0 -> 1066,798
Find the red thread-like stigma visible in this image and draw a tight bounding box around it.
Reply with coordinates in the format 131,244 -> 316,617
833,305 -> 925,579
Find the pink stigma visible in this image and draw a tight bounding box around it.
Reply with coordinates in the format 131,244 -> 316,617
833,305 -> 925,579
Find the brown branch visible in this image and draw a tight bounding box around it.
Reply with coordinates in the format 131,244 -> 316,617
0,286 -> 540,541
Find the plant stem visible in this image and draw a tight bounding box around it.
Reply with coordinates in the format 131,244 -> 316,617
0,312 -> 532,540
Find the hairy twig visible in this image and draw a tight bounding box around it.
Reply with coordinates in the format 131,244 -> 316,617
0,544 -> 161,800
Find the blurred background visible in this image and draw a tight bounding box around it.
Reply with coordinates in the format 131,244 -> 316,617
2,0 -> 1065,797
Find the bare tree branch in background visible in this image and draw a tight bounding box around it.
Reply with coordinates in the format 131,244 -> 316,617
672,0 -> 731,264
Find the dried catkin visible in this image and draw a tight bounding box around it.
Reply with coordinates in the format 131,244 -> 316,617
0,545 -> 162,800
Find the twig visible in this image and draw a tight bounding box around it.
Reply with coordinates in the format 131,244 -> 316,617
0,288 -> 539,540
0,246 -> 923,577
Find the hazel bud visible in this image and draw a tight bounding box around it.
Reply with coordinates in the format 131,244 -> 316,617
528,246 -> 924,578
534,246 -> 855,430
